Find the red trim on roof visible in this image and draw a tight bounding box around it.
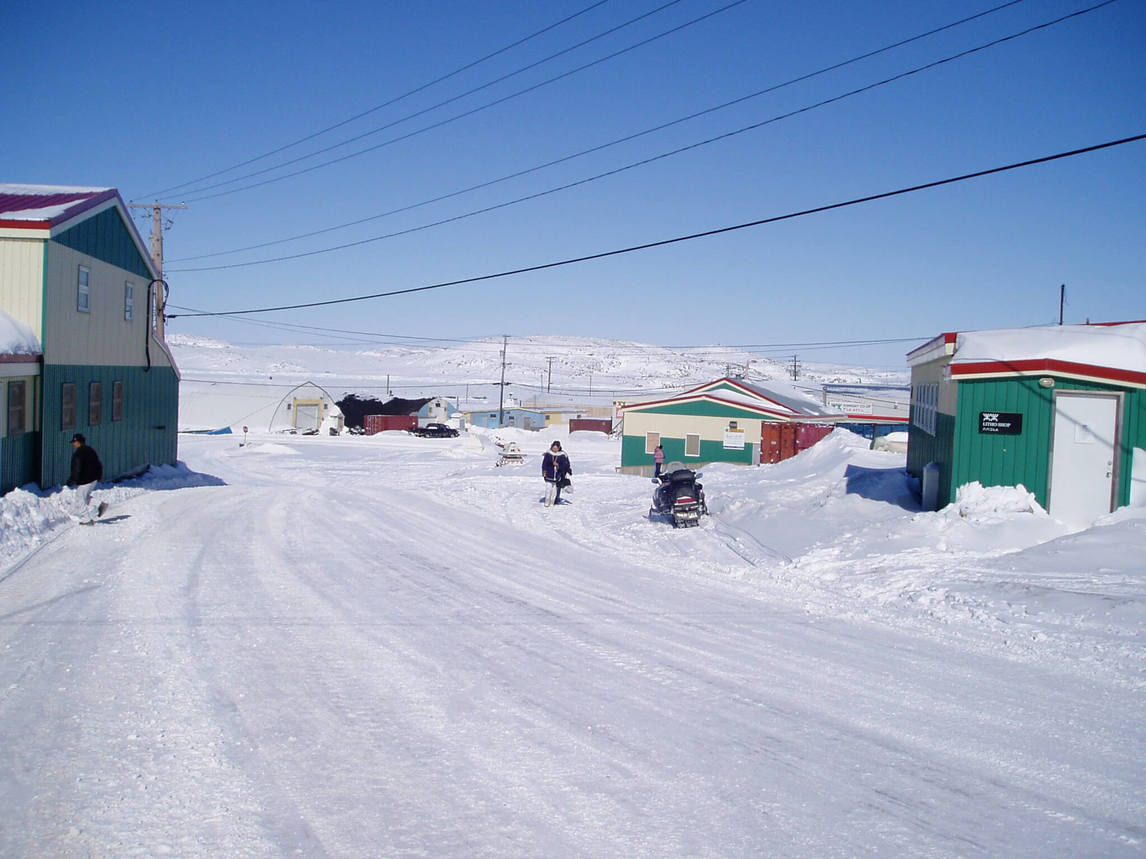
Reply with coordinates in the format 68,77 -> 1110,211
951,358 -> 1146,386
0,218 -> 50,230
0,353 -> 41,364
906,331 -> 956,362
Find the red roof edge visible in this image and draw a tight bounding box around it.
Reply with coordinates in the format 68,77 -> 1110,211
950,358 -> 1146,386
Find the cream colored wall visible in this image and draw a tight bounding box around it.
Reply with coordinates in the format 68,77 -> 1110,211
42,242 -> 173,369
0,238 -> 46,339
624,410 -> 762,443
912,356 -> 956,416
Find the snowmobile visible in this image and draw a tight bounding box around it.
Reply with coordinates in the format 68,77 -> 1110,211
649,461 -> 708,528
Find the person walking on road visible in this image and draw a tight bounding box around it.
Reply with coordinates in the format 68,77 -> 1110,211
68,433 -> 107,525
541,440 -> 572,507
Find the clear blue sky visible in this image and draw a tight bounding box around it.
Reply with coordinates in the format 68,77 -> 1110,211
5,0 -> 1143,367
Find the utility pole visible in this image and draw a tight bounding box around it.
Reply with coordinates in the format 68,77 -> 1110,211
129,201 -> 186,339
790,354 -> 800,381
546,356 -> 556,394
498,335 -> 508,427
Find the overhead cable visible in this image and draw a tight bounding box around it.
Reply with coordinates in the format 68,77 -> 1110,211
164,131 -> 1146,318
138,0 -> 617,199
169,1 -> 1123,273
172,0 -> 1029,263
175,0 -> 747,203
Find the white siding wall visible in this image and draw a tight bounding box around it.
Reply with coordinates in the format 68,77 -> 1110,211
625,410 -> 763,443
0,238 -> 46,339
42,242 -> 172,369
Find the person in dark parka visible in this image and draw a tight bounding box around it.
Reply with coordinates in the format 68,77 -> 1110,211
68,433 -> 106,524
541,440 -> 572,507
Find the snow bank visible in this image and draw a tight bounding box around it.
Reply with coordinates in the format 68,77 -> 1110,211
0,463 -> 223,570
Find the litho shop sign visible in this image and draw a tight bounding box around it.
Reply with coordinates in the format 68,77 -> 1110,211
979,411 -> 1023,434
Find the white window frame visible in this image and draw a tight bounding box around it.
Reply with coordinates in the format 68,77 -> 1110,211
912,381 -> 938,436
645,431 -> 660,454
124,282 -> 134,321
685,433 -> 701,457
77,265 -> 90,313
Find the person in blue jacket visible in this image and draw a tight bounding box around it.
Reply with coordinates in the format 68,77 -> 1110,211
541,440 -> 572,507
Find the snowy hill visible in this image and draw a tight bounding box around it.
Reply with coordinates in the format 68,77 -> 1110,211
168,333 -> 910,429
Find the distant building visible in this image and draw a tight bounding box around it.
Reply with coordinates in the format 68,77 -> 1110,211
466,407 -> 547,430
0,185 -> 179,492
906,321 -> 1146,525
618,377 -> 842,475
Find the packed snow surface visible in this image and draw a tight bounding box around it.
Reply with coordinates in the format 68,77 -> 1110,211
2,426 -> 1143,856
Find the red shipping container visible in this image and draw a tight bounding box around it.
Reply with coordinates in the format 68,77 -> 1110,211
365,414 -> 417,435
569,418 -> 612,434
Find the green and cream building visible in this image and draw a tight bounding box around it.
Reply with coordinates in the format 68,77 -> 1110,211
0,185 -> 179,494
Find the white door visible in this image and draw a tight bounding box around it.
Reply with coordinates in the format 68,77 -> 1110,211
294,403 -> 320,431
1048,393 -> 1119,526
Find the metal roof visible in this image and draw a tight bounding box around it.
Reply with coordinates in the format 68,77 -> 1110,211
0,185 -> 117,227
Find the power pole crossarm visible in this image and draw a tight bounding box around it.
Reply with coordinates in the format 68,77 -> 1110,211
129,201 -> 186,339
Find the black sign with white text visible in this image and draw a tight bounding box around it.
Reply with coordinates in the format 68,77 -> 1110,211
979,411 -> 1023,434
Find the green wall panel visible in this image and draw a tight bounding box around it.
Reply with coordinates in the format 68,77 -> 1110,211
54,208 -> 152,279
40,364 -> 178,489
628,400 -> 772,419
1,431 -> 42,495
949,376 -> 1144,509
622,433 -> 755,468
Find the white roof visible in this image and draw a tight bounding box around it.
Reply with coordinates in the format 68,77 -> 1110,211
952,322 -> 1146,375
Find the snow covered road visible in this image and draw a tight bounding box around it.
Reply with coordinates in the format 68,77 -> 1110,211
1,431 -> 1143,856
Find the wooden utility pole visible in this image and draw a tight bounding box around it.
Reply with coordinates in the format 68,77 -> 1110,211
129,201 -> 186,339
498,335 -> 508,427
546,356 -> 556,393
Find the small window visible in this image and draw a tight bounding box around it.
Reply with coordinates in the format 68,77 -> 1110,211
124,282 -> 134,321
6,380 -> 26,435
77,266 -> 90,313
89,381 -> 102,426
728,421 -> 738,430
61,383 -> 76,430
112,381 -> 124,422
912,381 -> 938,436
685,433 -> 701,457
645,431 -> 660,454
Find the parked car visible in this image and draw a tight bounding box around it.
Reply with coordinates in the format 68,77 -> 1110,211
412,422 -> 459,438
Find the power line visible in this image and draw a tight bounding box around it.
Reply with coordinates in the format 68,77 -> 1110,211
171,0 -> 1029,264
138,0 -> 617,200
169,0 -> 1121,273
166,131 -> 1146,320
174,0 -> 747,204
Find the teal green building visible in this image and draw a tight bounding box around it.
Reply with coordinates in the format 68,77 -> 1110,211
906,322 -> 1146,526
0,185 -> 179,494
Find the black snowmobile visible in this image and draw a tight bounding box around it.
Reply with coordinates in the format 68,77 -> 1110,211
649,461 -> 708,528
